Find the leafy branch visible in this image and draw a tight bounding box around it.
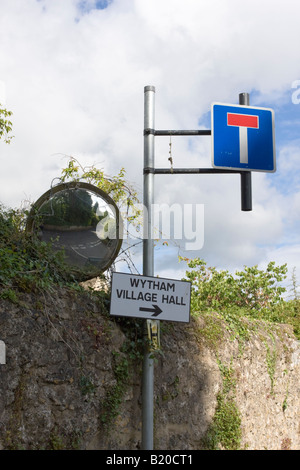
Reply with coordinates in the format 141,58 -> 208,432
59,156 -> 143,273
181,257 -> 300,339
181,257 -> 288,316
60,157 -> 141,229
0,104 -> 14,144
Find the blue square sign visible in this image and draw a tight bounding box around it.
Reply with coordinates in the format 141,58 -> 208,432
211,102 -> 276,172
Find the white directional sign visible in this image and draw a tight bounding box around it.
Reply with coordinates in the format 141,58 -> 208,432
211,102 -> 276,172
110,272 -> 191,323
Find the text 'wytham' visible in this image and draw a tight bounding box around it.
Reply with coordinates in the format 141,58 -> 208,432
116,277 -> 186,306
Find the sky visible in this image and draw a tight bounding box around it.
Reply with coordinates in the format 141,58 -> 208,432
1,0 -> 300,296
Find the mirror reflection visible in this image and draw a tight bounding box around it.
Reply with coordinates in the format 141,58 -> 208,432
28,183 -> 122,280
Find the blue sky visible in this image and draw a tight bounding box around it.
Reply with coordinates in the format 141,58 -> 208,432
77,0 -> 112,14
1,0 -> 300,295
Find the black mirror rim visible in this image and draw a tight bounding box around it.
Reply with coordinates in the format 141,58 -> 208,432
26,181 -> 123,279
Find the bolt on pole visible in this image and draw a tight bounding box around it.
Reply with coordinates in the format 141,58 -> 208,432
142,85 -> 156,450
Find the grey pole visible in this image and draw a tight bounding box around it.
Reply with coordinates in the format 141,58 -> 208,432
239,92 -> 252,211
142,85 -> 156,450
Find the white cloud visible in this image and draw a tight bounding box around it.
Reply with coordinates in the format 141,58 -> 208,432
1,0 -> 300,284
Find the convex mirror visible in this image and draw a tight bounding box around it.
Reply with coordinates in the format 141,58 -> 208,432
26,182 -> 123,281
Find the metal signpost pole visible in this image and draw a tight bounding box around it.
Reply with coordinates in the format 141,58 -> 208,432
139,87 -> 262,449
142,85 -> 156,450
239,92 -> 252,211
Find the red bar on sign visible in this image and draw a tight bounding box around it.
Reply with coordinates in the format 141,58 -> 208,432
227,113 -> 259,128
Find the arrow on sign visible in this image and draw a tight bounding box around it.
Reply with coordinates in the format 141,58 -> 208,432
139,304 -> 163,317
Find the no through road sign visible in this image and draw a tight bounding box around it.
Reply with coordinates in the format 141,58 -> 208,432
110,272 -> 191,323
211,102 -> 276,172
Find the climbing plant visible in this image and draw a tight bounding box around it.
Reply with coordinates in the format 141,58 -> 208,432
0,205 -> 70,296
182,257 -> 287,315
60,156 -> 142,229
59,156 -> 143,272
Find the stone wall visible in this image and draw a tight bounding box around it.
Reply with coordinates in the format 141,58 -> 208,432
0,287 -> 299,450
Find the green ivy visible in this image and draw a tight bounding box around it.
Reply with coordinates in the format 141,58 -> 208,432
99,317 -> 144,431
201,360 -> 242,450
0,205 -> 72,297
